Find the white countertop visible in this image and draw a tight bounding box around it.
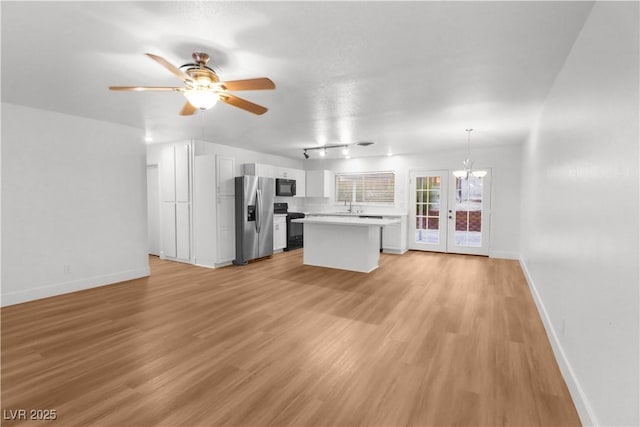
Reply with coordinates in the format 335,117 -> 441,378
292,216 -> 400,227
305,211 -> 408,217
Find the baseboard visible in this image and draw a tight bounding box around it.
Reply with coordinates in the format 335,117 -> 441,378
489,250 -> 520,260
382,248 -> 408,255
519,257 -> 598,426
1,266 -> 150,307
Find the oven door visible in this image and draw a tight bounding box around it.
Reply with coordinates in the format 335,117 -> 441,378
285,214 -> 304,250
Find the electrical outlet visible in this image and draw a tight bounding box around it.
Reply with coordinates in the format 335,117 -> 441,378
561,318 -> 567,337
63,264 -> 71,275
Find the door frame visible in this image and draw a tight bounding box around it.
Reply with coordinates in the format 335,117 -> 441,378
408,169 -> 492,255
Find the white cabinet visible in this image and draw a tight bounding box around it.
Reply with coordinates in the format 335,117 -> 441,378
216,195 -> 236,263
175,144 -> 190,202
193,154 -> 236,267
216,156 -> 236,265
217,156 -> 236,196
243,163 -> 273,177
274,214 -> 287,251
160,146 -> 176,202
159,143 -> 192,262
382,216 -> 408,254
193,155 -> 216,267
160,203 -> 176,258
176,203 -> 190,260
306,170 -> 331,197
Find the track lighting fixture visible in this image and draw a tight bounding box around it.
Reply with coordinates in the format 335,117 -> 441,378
302,142 -> 374,159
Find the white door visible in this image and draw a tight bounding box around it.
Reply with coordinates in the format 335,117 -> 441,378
447,170 -> 491,256
409,169 -> 491,255
409,171 -> 448,252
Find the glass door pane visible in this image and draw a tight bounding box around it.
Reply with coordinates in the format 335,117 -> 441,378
447,170 -> 491,255
409,171 -> 447,252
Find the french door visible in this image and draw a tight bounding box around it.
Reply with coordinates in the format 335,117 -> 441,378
409,170 -> 491,255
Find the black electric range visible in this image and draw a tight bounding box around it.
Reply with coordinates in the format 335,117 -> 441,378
274,203 -> 304,251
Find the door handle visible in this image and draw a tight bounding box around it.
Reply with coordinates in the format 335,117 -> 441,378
255,190 -> 261,233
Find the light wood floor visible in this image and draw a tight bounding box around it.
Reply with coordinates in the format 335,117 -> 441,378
1,250 -> 581,426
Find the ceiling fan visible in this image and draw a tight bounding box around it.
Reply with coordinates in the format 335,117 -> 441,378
109,52 -> 275,116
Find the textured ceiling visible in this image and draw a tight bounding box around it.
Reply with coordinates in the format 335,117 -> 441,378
1,1 -> 594,159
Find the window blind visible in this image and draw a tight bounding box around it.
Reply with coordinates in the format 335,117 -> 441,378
335,171 -> 395,203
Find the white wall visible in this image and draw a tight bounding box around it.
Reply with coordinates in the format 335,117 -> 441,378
520,3 -> 639,426
304,143 -> 523,259
1,103 -> 150,306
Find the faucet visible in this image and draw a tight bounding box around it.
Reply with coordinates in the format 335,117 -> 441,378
345,200 -> 353,213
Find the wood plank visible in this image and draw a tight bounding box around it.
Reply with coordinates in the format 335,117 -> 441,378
0,251 -> 581,426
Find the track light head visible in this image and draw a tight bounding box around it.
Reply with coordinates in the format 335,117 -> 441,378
303,150 -> 309,159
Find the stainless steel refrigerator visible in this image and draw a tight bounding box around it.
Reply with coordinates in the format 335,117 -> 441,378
233,176 -> 275,265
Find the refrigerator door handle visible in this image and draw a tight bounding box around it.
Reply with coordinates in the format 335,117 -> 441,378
256,189 -> 262,234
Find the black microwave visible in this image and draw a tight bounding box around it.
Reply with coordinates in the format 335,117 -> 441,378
275,178 -> 296,196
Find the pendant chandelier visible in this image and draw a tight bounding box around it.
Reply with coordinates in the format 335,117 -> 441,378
453,128 -> 487,179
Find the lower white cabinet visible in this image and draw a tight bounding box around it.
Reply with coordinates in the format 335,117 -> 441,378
160,203 -> 177,258
274,214 -> 287,251
382,216 -> 408,254
216,196 -> 236,264
175,203 -> 191,260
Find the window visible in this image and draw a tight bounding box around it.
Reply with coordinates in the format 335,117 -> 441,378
335,171 -> 395,204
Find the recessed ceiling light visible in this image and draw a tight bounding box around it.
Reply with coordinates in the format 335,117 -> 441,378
144,135 -> 153,143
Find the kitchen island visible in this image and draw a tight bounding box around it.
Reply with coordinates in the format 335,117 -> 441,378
291,216 -> 400,273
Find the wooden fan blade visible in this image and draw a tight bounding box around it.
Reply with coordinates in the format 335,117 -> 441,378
221,78 -> 275,91
145,53 -> 193,83
219,93 -> 268,115
179,101 -> 197,116
109,86 -> 181,92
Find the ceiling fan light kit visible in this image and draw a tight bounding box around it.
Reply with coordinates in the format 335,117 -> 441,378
109,52 -> 275,116
183,89 -> 218,110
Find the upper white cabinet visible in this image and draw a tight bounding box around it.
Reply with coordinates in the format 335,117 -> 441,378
243,163 -> 271,177
175,143 -> 190,202
160,146 -> 176,202
217,156 -> 236,196
306,170 -> 331,198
